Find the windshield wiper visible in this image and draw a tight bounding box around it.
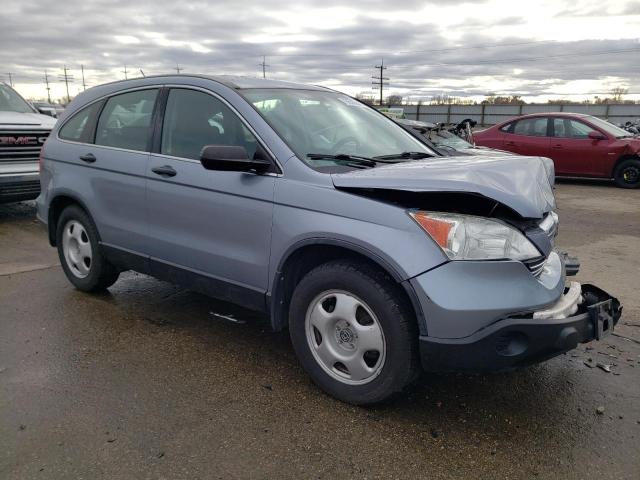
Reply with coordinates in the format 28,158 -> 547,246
306,153 -> 378,167
374,151 -> 435,160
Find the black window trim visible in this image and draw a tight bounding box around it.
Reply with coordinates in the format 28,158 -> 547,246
151,85 -> 281,175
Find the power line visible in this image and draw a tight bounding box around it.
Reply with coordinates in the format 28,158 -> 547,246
263,39 -> 563,58
372,59 -> 388,105
353,47 -> 640,70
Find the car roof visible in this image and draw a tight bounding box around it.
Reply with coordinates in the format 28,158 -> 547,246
508,112 -> 590,120
89,74 -> 330,92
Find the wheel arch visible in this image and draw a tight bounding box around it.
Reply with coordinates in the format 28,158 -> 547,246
47,193 -> 93,246
268,238 -> 427,335
611,153 -> 640,178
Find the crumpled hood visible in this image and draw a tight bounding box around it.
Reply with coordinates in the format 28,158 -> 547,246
331,155 -> 556,219
0,111 -> 56,128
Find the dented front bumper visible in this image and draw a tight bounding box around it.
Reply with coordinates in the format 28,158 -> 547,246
418,283 -> 621,371
410,250 -> 622,372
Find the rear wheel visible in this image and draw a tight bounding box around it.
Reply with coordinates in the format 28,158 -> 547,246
613,158 -> 640,188
289,260 -> 420,405
56,205 -> 120,292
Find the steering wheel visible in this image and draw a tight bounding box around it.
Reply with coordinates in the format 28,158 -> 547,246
331,136 -> 361,154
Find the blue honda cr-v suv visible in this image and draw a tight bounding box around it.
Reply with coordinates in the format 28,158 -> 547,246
37,75 -> 621,404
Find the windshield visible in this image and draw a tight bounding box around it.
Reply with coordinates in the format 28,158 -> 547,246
587,115 -> 635,138
426,129 -> 473,149
242,89 -> 435,167
0,84 -> 34,113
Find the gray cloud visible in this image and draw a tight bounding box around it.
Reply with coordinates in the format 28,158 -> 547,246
1,0 -> 638,101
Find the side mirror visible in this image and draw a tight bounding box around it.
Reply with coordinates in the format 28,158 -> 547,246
200,145 -> 271,173
588,131 -> 607,141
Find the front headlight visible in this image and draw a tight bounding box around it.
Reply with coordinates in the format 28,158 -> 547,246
409,211 -> 541,261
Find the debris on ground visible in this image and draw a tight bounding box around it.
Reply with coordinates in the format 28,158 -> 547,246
596,406 -> 606,415
209,311 -> 246,324
596,363 -> 612,373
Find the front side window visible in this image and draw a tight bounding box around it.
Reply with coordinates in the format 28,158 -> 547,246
0,84 -> 34,113
59,102 -> 102,142
242,89 -> 434,168
161,89 -> 259,161
552,118 -> 598,138
512,117 -> 548,137
95,89 -> 158,151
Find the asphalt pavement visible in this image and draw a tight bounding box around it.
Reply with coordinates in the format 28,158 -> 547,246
1,179 -> 639,479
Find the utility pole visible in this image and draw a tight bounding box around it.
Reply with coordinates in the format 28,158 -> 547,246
139,69 -> 146,78
175,64 -> 183,74
44,70 -> 51,103
58,66 -> 74,104
371,58 -> 388,106
80,64 -> 87,90
122,65 -> 128,80
259,55 -> 269,79
5,72 -> 13,87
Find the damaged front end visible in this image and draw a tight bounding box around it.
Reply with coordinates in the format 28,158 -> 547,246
331,155 -> 622,372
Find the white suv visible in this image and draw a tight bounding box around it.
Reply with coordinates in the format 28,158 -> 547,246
0,83 -> 56,203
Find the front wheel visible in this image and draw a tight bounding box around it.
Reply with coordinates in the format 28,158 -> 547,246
289,260 -> 420,405
613,158 -> 640,188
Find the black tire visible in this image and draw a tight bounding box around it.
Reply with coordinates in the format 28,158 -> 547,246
288,260 -> 420,405
56,205 -> 120,292
613,158 -> 640,189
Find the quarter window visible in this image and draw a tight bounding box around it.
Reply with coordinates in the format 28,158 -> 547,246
512,118 -> 548,137
161,89 -> 259,161
59,102 -> 102,142
95,89 -> 158,151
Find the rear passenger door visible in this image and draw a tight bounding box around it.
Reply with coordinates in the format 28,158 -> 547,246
503,117 -> 551,157
145,87 -> 276,310
57,88 -> 158,254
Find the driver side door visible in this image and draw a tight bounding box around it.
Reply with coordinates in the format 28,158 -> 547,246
145,87 -> 277,310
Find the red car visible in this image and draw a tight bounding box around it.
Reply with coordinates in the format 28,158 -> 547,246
474,112 -> 640,188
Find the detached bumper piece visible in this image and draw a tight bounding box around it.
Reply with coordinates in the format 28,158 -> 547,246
419,284 -> 621,372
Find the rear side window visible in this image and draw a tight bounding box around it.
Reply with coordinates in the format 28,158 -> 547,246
512,117 -> 548,137
160,88 -> 259,160
95,89 -> 158,151
59,102 -> 102,142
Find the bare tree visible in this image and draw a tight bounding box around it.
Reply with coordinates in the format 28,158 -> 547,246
610,87 -> 628,102
386,94 -> 403,105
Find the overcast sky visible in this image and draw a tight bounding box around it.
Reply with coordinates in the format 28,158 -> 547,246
2,0 -> 639,102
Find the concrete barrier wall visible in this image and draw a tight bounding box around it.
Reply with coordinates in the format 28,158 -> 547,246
387,103 -> 640,126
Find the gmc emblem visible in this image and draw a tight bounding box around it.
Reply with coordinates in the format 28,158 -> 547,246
0,136 -> 47,146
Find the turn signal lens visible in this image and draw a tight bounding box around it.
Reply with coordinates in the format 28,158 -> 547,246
410,211 -> 454,249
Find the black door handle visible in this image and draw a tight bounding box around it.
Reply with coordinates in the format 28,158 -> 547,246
151,165 -> 177,177
79,153 -> 96,163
